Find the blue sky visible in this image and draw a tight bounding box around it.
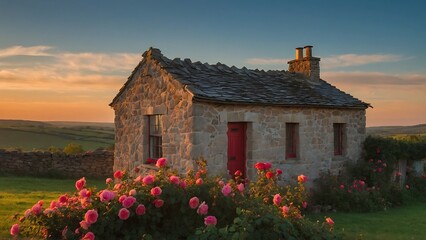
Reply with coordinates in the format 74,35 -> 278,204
0,0 -> 425,126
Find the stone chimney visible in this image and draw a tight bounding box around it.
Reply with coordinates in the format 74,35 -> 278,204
288,45 -> 320,80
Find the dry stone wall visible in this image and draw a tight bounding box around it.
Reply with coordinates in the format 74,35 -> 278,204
191,101 -> 366,183
0,149 -> 113,178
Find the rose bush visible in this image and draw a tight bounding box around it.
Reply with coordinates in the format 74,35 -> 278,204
11,159 -> 338,239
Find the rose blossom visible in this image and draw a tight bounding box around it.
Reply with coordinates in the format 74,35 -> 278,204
24,209 -> 31,217
37,200 -> 44,206
180,180 -> 187,189
59,194 -> 68,203
297,174 -> 308,183
273,194 -> 282,206
10,224 -> 19,236
237,183 -> 244,192
156,157 -> 167,168
129,189 -> 137,196
122,196 -> 137,208
197,202 -> 208,215
264,162 -> 272,170
325,217 -> 334,226
82,231 -> 95,240
75,177 -> 86,191
169,175 -> 180,185
150,186 -> 162,196
31,203 -> 42,215
266,171 -> 274,179
118,195 -> 127,203
276,169 -> 283,175
142,175 -> 155,185
118,208 -> 130,220
153,199 -> 164,208
189,197 -> 200,209
136,204 -> 146,215
114,170 -> 124,179
84,210 -> 98,224
196,178 -> 203,185
282,206 -> 290,217
221,184 -> 232,196
80,220 -> 90,230
302,201 -> 308,209
100,190 -> 116,202
339,184 -> 345,189
254,162 -> 265,170
204,216 -> 217,226
105,178 -> 113,184
234,170 -> 242,176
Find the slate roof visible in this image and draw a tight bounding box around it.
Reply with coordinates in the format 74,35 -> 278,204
111,48 -> 369,109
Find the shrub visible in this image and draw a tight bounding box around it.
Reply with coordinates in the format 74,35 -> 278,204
63,143 -> 84,155
11,159 -> 338,239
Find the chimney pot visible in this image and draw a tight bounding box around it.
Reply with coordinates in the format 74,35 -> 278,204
295,47 -> 303,60
304,45 -> 313,58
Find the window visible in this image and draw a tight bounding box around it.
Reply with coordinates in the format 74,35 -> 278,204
148,115 -> 163,159
334,123 -> 345,156
286,123 -> 299,159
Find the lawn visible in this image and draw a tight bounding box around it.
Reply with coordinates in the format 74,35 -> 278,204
308,203 -> 426,240
0,176 -> 105,239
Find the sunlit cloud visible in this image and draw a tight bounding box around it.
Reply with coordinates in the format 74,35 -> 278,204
322,71 -> 426,86
0,45 -> 53,58
321,54 -> 408,69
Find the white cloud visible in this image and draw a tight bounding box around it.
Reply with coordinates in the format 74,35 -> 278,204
0,45 -> 53,58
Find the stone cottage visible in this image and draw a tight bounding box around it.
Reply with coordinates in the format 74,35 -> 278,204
110,46 -> 370,182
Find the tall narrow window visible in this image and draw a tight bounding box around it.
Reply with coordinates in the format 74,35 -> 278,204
148,115 -> 163,159
334,123 -> 345,156
286,123 -> 299,159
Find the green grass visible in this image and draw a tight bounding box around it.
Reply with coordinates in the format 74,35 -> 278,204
308,203 -> 426,240
0,176 -> 105,239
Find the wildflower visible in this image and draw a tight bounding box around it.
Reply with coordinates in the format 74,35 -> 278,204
156,157 -> 167,168
75,177 -> 86,191
197,202 -> 208,215
142,175 -> 155,185
169,175 -> 180,185
153,199 -> 164,208
118,208 -> 130,220
297,175 -> 308,183
136,204 -> 146,215
325,217 -> 334,226
114,170 -> 124,179
189,197 -> 200,209
82,232 -> 95,240
221,184 -> 232,196
204,216 -> 217,226
150,186 -> 162,196
122,196 -> 137,208
254,162 -> 265,170
10,224 -> 19,236
84,210 -> 98,224
273,194 -> 282,206
276,169 -> 283,175
266,171 -> 274,179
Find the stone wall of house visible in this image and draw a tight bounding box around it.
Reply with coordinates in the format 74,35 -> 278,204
112,54 -> 195,174
0,149 -> 113,178
191,102 -> 366,183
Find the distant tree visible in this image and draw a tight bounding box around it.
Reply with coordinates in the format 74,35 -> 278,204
63,143 -> 84,154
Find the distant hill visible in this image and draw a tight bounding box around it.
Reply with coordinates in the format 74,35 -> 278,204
367,124 -> 426,138
0,119 -> 114,151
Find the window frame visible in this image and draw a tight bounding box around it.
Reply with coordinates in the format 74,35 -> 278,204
285,123 -> 299,159
148,115 -> 163,159
333,123 -> 345,156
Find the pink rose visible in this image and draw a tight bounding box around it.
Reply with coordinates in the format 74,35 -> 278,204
189,197 -> 200,209
377,168 -> 382,173
61,226 -> 68,238
180,180 -> 187,189
136,204 -> 146,215
79,189 -> 91,198
266,171 -> 274,179
276,169 -> 283,175
79,220 -> 90,230
114,170 -> 124,179
197,202 -> 208,215
221,184 -> 232,197
204,216 -> 217,226
254,162 -> 265,170
153,199 -> 164,208
114,183 -> 122,190
302,201 -> 308,209
119,195 -> 127,203
339,184 -> 345,189
150,186 -> 162,196
84,209 -> 98,224
24,209 -> 31,217
75,177 -> 86,191
273,194 -> 282,206
10,223 -> 19,236
129,189 -> 137,196
118,208 -> 130,220
264,162 -> 272,170
31,203 -> 42,215
282,206 -> 290,217
82,231 -> 95,240
156,157 -> 167,168
142,175 -> 155,185
105,178 -> 113,184
297,175 -> 308,184
134,175 -> 142,182
325,217 -> 334,226
234,170 -> 242,176
169,175 -> 180,185
37,200 -> 44,206
196,178 -> 203,185
59,194 -> 68,203
122,196 -> 136,208
100,190 -> 116,202
237,183 -> 244,193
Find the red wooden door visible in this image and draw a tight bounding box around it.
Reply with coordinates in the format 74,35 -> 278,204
227,122 -> 246,178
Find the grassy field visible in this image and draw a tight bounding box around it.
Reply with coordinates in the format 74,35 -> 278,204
309,203 -> 426,240
0,119 -> 114,151
0,176 -> 105,239
367,124 -> 426,139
